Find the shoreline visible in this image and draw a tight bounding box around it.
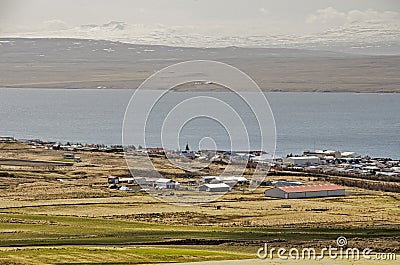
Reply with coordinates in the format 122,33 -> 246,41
1,87 -> 399,94
1,136 -> 398,159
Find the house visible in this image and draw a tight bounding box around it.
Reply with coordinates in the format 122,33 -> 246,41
155,178 -> 180,189
264,184 -> 345,199
119,177 -> 135,184
216,176 -> 249,186
108,176 -> 119,184
200,176 -> 218,183
200,176 -> 248,186
146,147 -> 165,155
0,136 -> 16,143
199,183 -> 230,192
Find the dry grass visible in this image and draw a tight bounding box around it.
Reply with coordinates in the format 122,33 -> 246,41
0,142 -> 399,264
1,143 -> 399,228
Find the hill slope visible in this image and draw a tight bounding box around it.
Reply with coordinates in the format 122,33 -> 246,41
0,38 -> 399,92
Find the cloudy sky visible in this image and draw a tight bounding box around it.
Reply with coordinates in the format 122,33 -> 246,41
0,0 -> 399,51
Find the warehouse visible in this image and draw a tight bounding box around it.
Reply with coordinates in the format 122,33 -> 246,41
199,183 -> 230,192
284,156 -> 320,165
264,184 -> 345,199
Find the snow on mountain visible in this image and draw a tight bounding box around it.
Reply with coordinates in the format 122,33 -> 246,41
3,20 -> 400,55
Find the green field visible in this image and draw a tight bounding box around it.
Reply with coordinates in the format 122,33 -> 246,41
0,246 -> 252,265
0,213 -> 398,264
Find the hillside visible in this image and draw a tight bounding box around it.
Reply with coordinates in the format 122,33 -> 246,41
0,38 -> 399,92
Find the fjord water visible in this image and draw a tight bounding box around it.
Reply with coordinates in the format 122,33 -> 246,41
0,88 -> 399,159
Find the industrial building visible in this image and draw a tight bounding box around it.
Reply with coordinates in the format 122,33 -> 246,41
284,156 -> 320,165
264,184 -> 345,199
199,183 -> 230,192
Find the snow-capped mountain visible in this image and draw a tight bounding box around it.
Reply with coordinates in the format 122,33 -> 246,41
4,20 -> 400,55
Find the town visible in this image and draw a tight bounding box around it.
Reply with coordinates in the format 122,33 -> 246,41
1,135 -> 399,264
2,136 -> 399,199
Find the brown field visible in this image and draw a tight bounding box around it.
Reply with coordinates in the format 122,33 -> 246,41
0,142 -> 399,264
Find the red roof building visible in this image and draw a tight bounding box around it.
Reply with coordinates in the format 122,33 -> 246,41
265,184 -> 345,199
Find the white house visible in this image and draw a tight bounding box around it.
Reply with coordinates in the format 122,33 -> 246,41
119,177 -> 135,184
155,178 -> 180,189
216,176 -> 249,186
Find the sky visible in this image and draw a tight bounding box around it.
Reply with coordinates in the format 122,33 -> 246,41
0,0 -> 399,50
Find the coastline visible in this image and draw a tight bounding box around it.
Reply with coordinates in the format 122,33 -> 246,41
1,90 -> 399,159
1,87 -> 400,93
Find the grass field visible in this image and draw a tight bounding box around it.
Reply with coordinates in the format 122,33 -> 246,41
0,246 -> 253,265
0,212 -> 398,264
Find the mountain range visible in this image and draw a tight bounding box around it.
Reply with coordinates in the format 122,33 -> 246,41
0,37 -> 399,92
